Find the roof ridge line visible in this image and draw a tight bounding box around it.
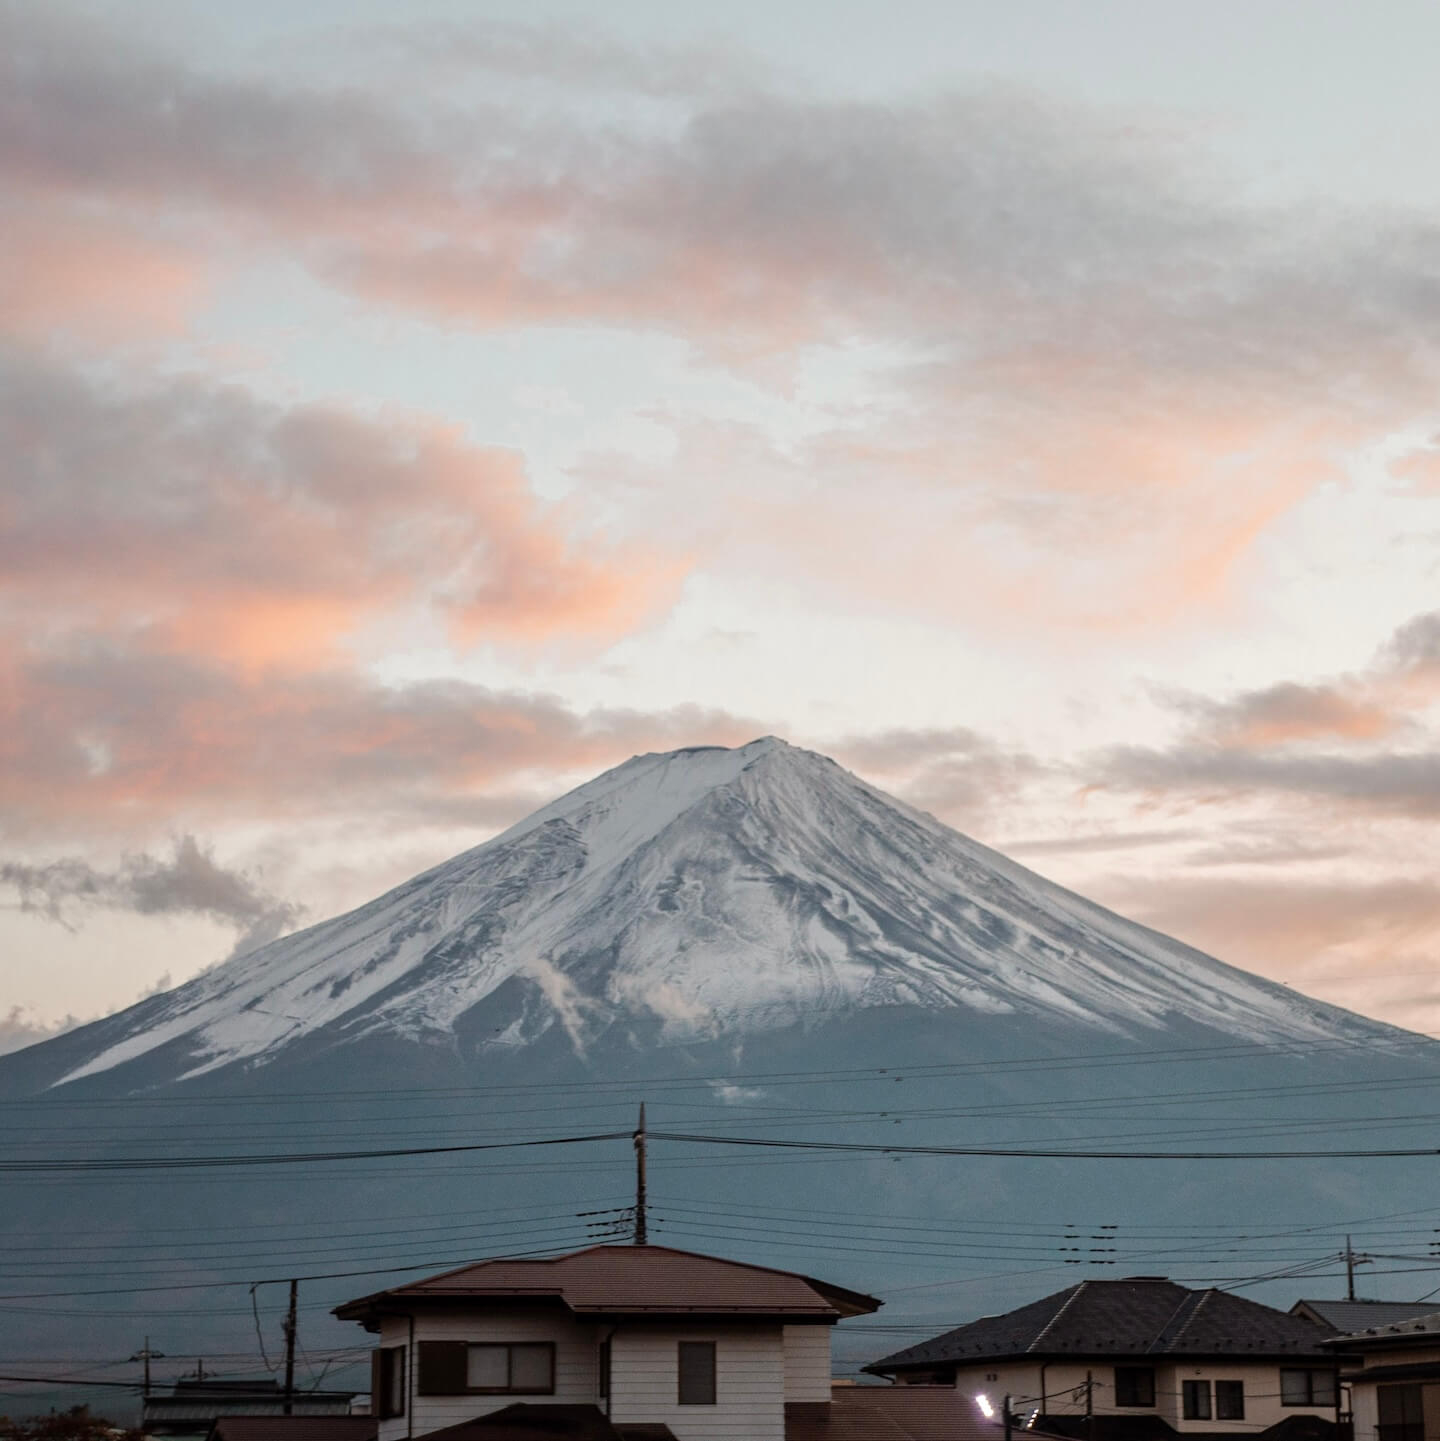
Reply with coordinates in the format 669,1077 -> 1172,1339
1029,1282 -> 1087,1354
1147,1289 -> 1203,1355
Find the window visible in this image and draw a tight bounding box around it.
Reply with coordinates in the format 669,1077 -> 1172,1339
678,1342 -> 716,1406
415,1341 -> 554,1396
372,1346 -> 405,1419
1378,1384 -> 1425,1441
1216,1381 -> 1244,1420
1115,1368 -> 1156,1407
1280,1369 -> 1337,1407
1183,1381 -> 1212,1420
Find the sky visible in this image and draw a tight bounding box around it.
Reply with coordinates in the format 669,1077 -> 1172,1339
4,0 -> 1440,1051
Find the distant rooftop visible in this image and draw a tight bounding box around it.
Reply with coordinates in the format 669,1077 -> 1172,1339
1292,1300 -> 1440,1334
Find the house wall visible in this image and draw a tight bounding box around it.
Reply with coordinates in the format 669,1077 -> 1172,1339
609,1323 -> 787,1441
1347,1346 -> 1440,1441
371,1312 -> 815,1441
783,1325 -> 833,1402
374,1308 -> 601,1441
909,1359 -> 1339,1433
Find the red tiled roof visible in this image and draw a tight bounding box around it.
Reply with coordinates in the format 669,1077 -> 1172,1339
421,1405 -> 674,1439
335,1245 -> 880,1323
787,1386 -> 1051,1441
207,1417 -> 375,1441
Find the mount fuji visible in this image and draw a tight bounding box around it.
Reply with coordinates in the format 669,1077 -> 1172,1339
3,739 -> 1435,1413
4,737 -> 1400,1096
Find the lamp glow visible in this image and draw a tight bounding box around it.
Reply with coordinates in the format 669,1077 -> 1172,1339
975,1395 -> 996,1418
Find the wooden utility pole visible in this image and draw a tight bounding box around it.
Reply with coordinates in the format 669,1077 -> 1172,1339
633,1104 -> 648,1245
1346,1237 -> 1356,1301
282,1279 -> 299,1415
129,1338 -> 164,1398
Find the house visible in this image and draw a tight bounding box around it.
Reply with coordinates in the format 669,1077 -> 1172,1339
332,1243 -> 894,1441
1319,1308 -> 1440,1441
1292,1304 -> 1440,1336
143,1376 -> 356,1438
864,1276 -> 1350,1441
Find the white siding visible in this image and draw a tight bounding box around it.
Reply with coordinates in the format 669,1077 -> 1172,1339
939,1361 -> 1339,1434
610,1324 -> 786,1441
783,1325 -> 834,1402
374,1309 -> 602,1441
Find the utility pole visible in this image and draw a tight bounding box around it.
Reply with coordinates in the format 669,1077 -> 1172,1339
129,1338 -> 164,1398
1003,1393 -> 1012,1441
1346,1237 -> 1356,1302
633,1104 -> 648,1245
282,1279 -> 299,1415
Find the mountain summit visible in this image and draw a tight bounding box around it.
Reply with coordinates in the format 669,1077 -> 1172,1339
33,738 -> 1393,1091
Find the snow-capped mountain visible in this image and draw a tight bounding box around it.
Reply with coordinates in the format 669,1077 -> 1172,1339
31,737 -> 1397,1092
4,740 -> 1434,1405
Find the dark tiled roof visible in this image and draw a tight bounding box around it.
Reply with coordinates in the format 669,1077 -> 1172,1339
423,1404 -> 673,1440
867,1279 -> 1336,1372
1293,1300 -> 1440,1333
336,1245 -> 879,1323
207,1417 -> 375,1441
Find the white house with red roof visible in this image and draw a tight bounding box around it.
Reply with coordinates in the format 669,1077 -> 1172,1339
332,1243 -> 892,1441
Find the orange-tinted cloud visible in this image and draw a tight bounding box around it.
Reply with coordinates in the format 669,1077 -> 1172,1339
1098,871 -> 1440,1035
6,9 -> 1440,627
0,356 -> 683,669
0,632 -> 767,838
0,197 -> 205,342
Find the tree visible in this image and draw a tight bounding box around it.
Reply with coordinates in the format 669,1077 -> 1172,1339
0,1406 -> 144,1441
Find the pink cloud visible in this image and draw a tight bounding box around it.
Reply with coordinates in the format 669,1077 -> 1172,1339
0,357 -> 683,668
0,196 -> 205,342
0,634 -> 766,837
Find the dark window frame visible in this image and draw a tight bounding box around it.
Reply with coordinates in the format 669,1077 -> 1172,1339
1280,1369 -> 1337,1408
415,1340 -> 555,1397
677,1341 -> 717,1406
1215,1380 -> 1245,1420
1183,1380 -> 1212,1421
1377,1382 -> 1424,1441
373,1346 -> 406,1419
1114,1367 -> 1156,1408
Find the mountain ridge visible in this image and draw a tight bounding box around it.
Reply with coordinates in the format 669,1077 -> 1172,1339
17,736 -> 1406,1094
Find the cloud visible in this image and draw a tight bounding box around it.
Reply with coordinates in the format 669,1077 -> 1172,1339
829,726 -> 1045,826
1,836 -> 304,955
0,353 -> 682,667
1091,609 -> 1440,817
520,954 -> 607,1055
6,11 -> 1439,608
0,630 -> 768,837
0,1006 -> 82,1058
1167,681 -> 1403,748
1099,872 -> 1440,1032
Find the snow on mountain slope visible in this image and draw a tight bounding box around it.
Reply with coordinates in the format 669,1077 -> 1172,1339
52,738 -> 1393,1087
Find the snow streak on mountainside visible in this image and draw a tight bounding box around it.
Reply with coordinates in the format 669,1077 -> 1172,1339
50,738 -> 1393,1087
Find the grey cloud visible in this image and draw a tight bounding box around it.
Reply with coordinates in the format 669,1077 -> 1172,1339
1382,611 -> 1440,677
1,836 -> 305,956
1005,828 -> 1203,857
829,726 -> 1045,827
0,1007 -> 81,1058
1096,744 -> 1440,816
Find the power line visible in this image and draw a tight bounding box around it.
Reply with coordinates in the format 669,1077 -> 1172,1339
650,1129 -> 1440,1161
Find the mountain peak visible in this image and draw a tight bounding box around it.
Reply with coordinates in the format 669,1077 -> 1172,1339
37,740 -> 1398,1090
